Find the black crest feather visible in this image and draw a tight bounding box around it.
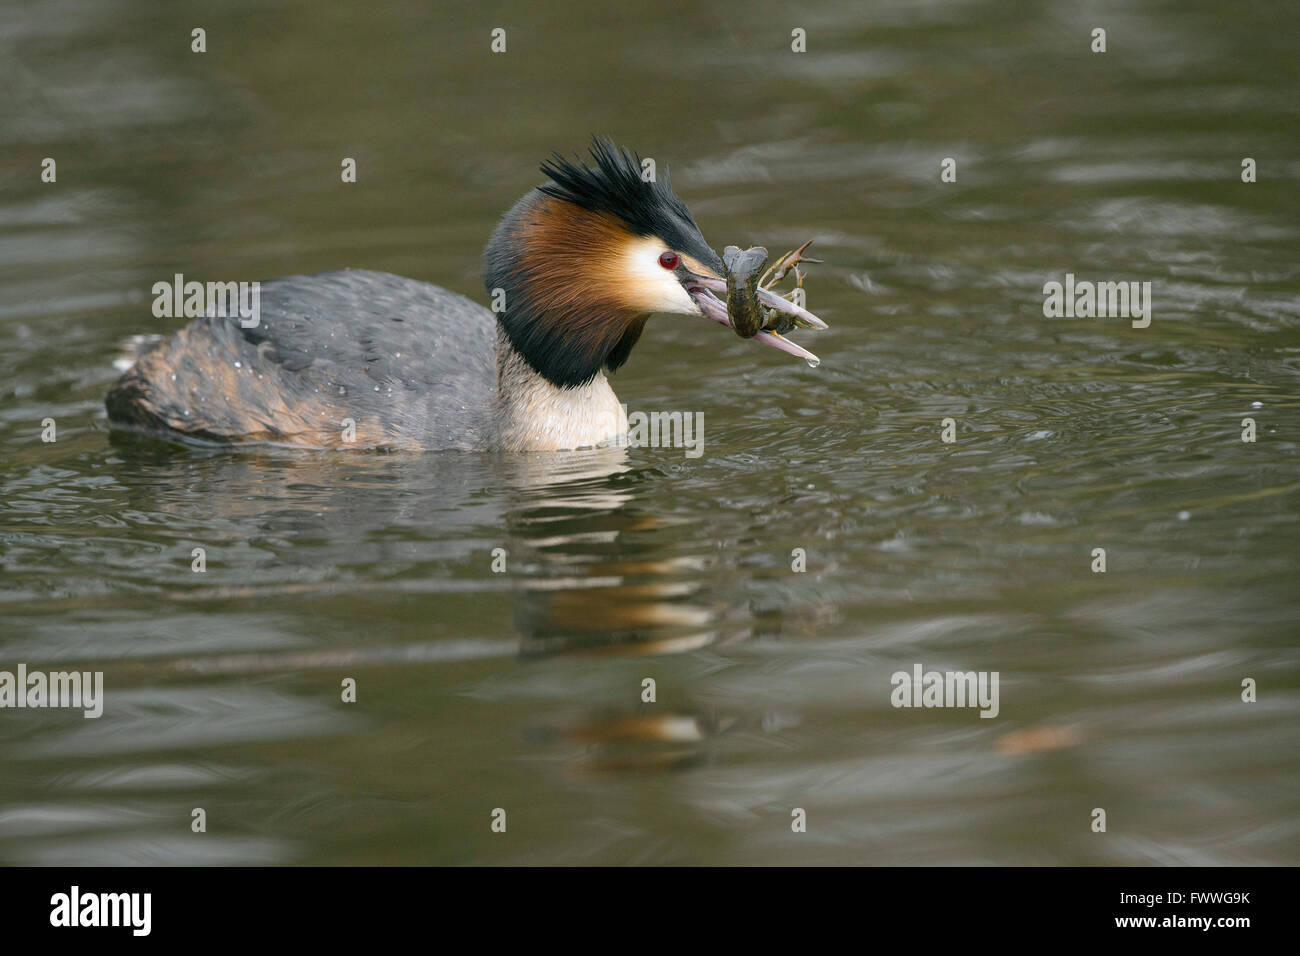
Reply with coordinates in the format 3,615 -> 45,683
538,137 -> 722,273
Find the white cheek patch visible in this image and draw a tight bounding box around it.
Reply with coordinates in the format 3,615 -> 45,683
620,237 -> 700,314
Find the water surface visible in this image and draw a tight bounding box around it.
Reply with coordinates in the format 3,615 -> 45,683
1,0 -> 1297,864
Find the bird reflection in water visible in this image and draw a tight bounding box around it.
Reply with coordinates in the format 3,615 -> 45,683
122,438 -> 759,774
503,447 -> 750,774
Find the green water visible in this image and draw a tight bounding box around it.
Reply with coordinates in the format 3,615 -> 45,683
1,0 -> 1297,864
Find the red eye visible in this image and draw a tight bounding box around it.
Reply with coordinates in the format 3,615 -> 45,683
658,251 -> 679,270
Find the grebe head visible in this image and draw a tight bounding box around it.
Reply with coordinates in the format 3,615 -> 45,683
485,137 -> 817,389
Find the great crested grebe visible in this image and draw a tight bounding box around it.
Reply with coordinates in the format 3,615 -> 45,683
106,138 -> 827,451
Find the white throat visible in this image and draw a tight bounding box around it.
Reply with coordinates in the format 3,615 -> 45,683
495,331 -> 628,451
